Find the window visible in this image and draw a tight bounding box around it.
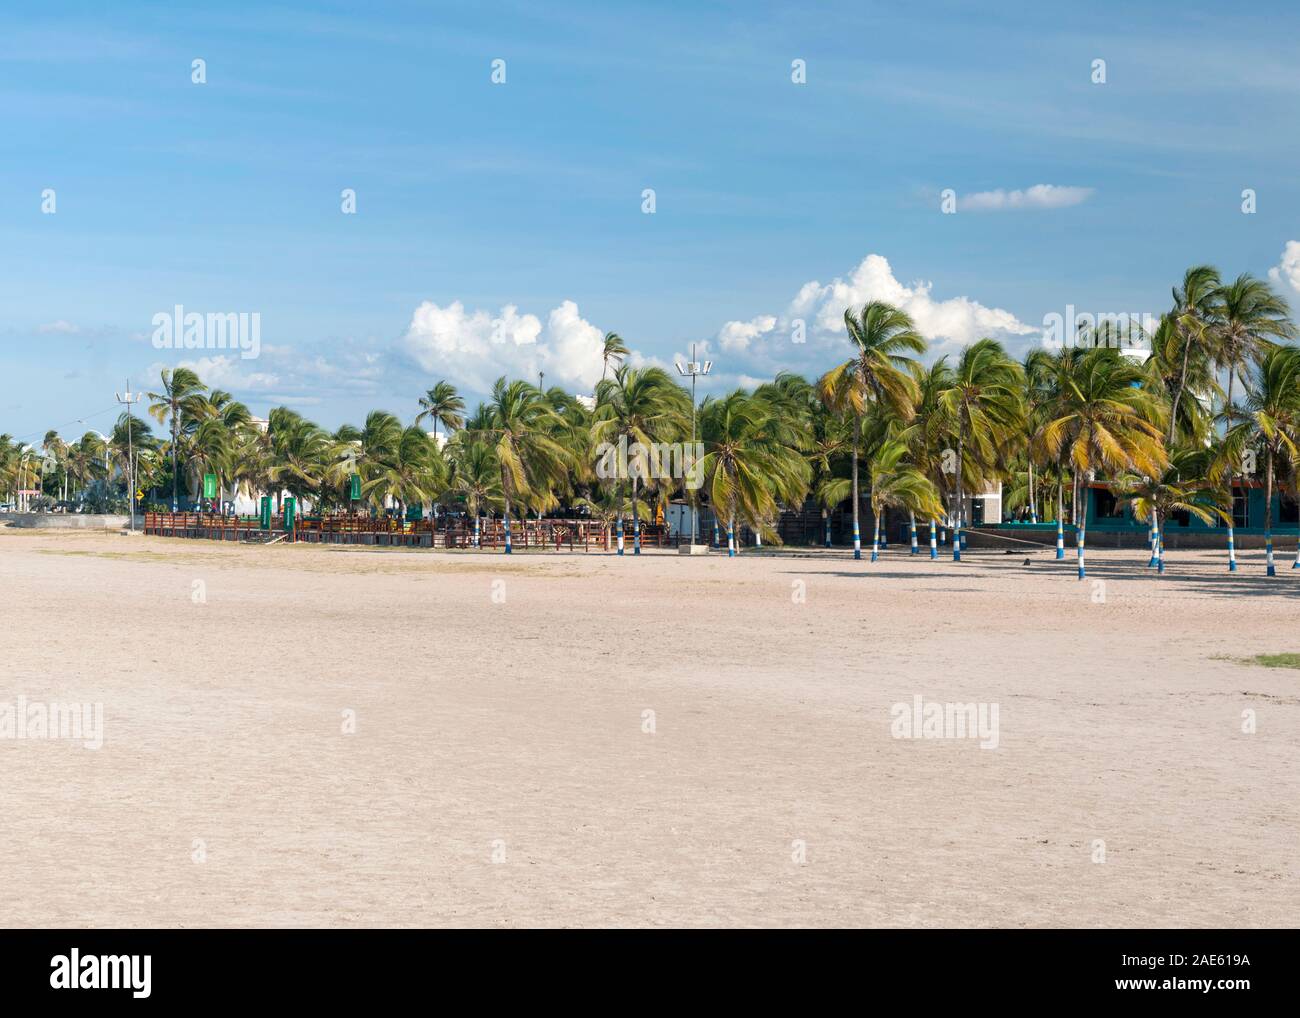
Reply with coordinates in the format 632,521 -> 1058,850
1092,489 -> 1124,520
1279,493 -> 1299,526
1229,487 -> 1248,529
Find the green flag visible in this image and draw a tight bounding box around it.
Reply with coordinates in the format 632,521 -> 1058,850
203,473 -> 217,499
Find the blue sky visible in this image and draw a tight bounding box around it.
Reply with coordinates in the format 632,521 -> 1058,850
3,0 -> 1299,443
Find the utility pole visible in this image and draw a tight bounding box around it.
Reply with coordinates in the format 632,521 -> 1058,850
675,344 -> 713,546
116,380 -> 142,532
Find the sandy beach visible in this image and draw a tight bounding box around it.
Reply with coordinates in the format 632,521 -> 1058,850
1,528 -> 1296,928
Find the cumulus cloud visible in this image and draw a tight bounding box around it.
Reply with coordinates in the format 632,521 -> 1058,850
714,253 -> 1036,369
1269,240 -> 1300,293
163,354 -> 280,391
400,298 -> 607,393
960,184 -> 1093,212
717,315 -> 777,352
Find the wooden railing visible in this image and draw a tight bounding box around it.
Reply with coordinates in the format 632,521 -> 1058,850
140,512 -> 673,551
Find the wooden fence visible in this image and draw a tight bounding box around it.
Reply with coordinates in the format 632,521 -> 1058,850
143,513 -> 672,551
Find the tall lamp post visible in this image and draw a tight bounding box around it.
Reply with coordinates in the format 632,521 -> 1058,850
115,380 -> 141,532
674,345 -> 712,546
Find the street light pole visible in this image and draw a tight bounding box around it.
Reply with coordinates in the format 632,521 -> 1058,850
675,344 -> 713,546
116,380 -> 141,532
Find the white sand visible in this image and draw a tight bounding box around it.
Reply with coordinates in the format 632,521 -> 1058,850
1,528 -> 1296,927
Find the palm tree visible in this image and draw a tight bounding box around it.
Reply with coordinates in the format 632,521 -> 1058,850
699,391 -> 810,555
415,381 -> 466,444
601,332 -> 630,381
937,339 -> 1025,561
1166,265 -> 1224,445
267,412 -> 332,511
484,378 -> 572,553
867,437 -> 944,561
446,440 -> 503,547
1036,349 -> 1168,579
1214,276 -> 1294,569
42,430 -> 68,502
1224,346 -> 1300,575
363,425 -> 447,516
147,367 -> 206,510
805,396 -> 851,547
107,412 -> 156,507
592,365 -> 689,555
817,302 -> 925,560
1114,450 -> 1229,574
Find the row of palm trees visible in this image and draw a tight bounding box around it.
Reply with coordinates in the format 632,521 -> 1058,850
6,263 -> 1297,577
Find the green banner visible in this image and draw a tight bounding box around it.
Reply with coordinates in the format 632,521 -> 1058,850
284,497 -> 296,531
349,474 -> 362,500
260,496 -> 272,530
203,473 -> 218,499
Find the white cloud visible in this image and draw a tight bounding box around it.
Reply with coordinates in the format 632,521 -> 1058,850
960,184 -> 1093,212
1269,240 -> 1300,293
152,354 -> 280,391
400,298 -> 607,393
39,319 -> 80,334
716,253 -> 1036,366
718,315 -> 776,352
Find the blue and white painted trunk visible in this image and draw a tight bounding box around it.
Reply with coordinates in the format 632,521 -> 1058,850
952,512 -> 961,562
1055,517 -> 1064,560
871,514 -> 880,562
1266,531 -> 1275,576
879,510 -> 888,549
1076,523 -> 1086,579
929,519 -> 938,559
616,514 -> 625,556
474,515 -> 481,548
824,514 -> 832,548
713,518 -> 720,547
503,511 -> 513,555
633,516 -> 641,555
853,519 -> 861,560
1147,519 -> 1158,568
727,516 -> 736,558
909,512 -> 918,555
1227,524 -> 1238,572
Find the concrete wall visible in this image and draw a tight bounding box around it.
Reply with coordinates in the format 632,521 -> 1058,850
0,513 -> 141,530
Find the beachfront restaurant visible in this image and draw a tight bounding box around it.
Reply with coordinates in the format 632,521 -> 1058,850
999,481 -> 1299,549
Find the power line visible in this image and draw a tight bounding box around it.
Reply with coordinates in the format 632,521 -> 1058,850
4,405 -> 128,446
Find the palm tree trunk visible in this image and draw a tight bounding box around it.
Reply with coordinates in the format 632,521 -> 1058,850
1056,481 -> 1064,560
870,508 -> 880,562
1168,334 -> 1193,445
503,493 -> 513,554
822,508 -> 831,548
1028,460 -> 1037,523
1225,372 -> 1238,572
929,518 -> 938,559
909,510 -> 917,555
1265,450 -> 1275,576
171,408 -> 179,512
953,435 -> 964,562
851,425 -> 861,560
616,482 -> 625,556
1154,509 -> 1165,574
632,476 -> 641,555
727,513 -> 736,558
